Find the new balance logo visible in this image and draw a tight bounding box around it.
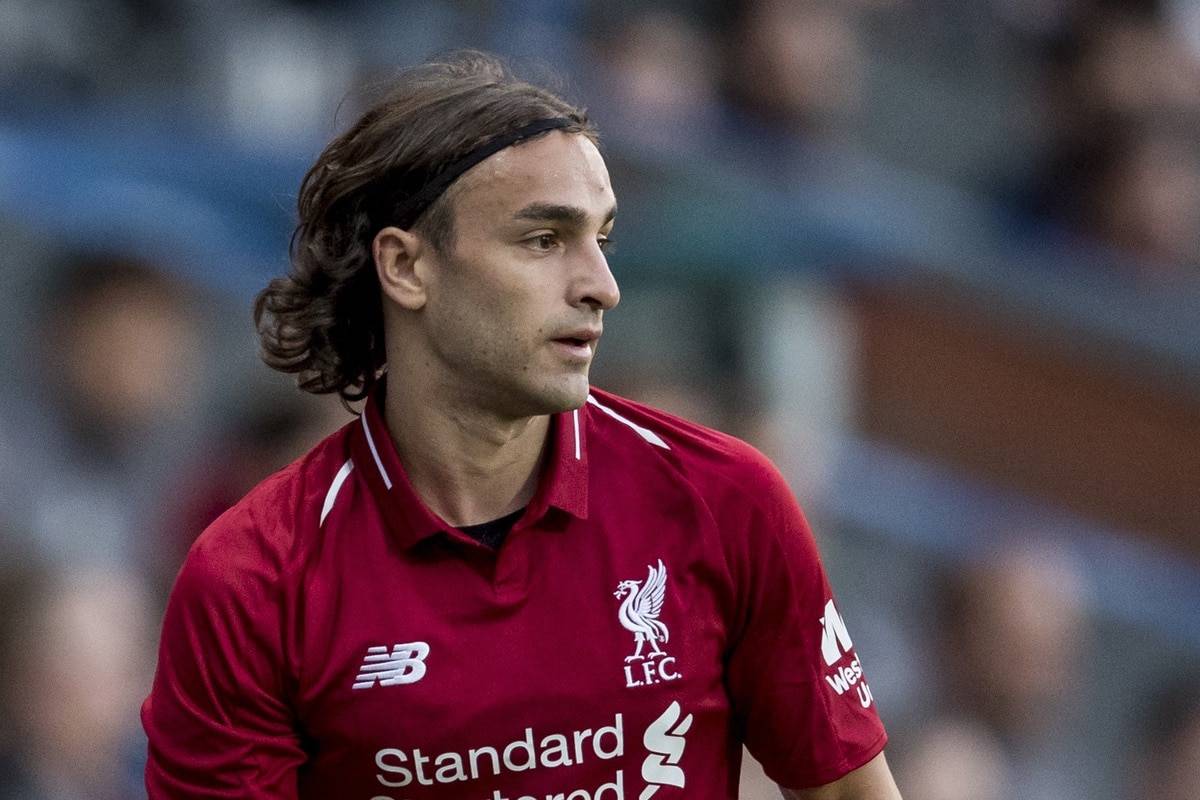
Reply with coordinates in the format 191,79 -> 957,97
640,700 -> 692,800
352,642 -> 430,689
820,599 -> 853,666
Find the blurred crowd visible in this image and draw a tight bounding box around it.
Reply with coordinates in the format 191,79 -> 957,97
1,1 -> 1198,799
5,0 -> 1198,280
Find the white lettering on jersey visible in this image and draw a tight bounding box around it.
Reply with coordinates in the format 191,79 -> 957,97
818,600 -> 874,707
374,715 -> 624,789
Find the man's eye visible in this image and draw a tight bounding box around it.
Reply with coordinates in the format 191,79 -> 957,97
531,234 -> 557,251
598,235 -> 615,253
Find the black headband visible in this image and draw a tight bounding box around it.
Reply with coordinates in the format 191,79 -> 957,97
390,117 -> 576,230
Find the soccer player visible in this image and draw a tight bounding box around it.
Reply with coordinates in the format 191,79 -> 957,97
143,52 -> 902,800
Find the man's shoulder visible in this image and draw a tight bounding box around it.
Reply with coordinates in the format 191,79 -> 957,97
586,388 -> 789,503
182,422 -> 355,585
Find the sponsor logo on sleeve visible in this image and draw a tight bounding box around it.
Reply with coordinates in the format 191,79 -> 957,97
819,599 -> 874,708
615,560 -> 682,689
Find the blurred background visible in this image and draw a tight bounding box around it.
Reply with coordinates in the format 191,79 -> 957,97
1,0 -> 1198,798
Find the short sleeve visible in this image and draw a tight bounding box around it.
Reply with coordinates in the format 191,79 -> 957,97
142,510 -> 305,798
723,455 -> 887,789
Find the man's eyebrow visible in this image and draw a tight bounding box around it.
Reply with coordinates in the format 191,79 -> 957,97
512,202 -> 618,226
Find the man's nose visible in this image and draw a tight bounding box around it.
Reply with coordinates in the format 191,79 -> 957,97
572,240 -> 620,312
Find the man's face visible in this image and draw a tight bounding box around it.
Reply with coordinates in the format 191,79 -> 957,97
417,131 -> 619,418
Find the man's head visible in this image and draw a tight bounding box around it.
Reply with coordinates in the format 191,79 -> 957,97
40,254 -> 200,443
255,52 -> 617,414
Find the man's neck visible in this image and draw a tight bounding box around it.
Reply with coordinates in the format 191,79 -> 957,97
382,382 -> 550,528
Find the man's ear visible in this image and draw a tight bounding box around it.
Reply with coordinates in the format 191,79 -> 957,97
374,226 -> 429,310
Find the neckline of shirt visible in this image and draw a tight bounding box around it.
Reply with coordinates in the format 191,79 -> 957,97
349,382 -> 590,549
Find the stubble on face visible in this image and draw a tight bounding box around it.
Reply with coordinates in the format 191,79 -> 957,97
418,132 -> 618,421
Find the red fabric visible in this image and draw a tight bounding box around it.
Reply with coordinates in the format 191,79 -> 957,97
143,388 -> 886,799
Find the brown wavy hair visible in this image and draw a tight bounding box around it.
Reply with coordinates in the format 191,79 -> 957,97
253,52 -> 595,402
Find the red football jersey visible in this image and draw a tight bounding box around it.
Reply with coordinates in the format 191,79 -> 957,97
143,387 -> 886,799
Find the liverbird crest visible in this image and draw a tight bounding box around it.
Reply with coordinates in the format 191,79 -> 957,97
615,559 -> 671,662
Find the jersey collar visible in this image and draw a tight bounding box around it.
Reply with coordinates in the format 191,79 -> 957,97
350,382 -> 590,549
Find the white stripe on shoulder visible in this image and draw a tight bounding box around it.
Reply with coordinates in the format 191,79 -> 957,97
360,413 -> 393,490
320,459 -> 355,526
586,394 -> 670,450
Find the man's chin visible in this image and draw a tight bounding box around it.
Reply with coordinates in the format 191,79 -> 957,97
489,369 -> 592,419
534,374 -> 591,415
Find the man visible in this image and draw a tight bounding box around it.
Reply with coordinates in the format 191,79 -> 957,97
143,52 -> 902,800
0,560 -> 153,800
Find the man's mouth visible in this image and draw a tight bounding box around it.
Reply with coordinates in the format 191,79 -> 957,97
552,328 -> 601,347
552,329 -> 600,360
